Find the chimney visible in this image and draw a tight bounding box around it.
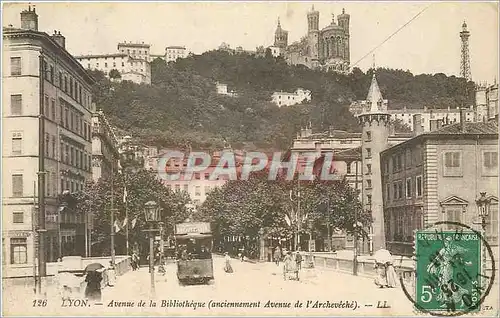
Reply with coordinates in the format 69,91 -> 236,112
20,6 -> 39,31
413,114 -> 423,136
460,108 -> 466,132
51,30 -> 66,49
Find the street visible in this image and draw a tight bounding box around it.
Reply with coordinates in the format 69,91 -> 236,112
5,255 -> 421,316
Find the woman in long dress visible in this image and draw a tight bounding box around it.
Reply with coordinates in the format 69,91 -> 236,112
84,271 -> 102,301
107,261 -> 116,287
224,252 -> 233,273
385,262 -> 398,288
374,261 -> 388,288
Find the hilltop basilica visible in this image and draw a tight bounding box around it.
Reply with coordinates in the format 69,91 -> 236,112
272,6 -> 351,74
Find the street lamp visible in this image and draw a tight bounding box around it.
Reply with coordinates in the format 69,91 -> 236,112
144,200 -> 160,298
353,221 -> 362,276
476,192 -> 491,281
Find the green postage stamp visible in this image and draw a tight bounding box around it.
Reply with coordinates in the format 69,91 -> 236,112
415,230 -> 482,313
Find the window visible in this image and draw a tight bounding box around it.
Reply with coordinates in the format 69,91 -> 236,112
12,174 -> 23,197
105,62 -> 108,68
10,238 -> 27,264
59,72 -> 63,88
64,76 -> 68,93
11,94 -> 22,115
482,151 -> 498,176
405,149 -> 412,169
13,211 -> 24,224
194,173 -> 200,180
70,147 -> 74,166
70,112 -> 74,130
79,87 -> 82,104
366,131 -> 372,141
174,184 -> 180,192
49,65 -> 54,83
65,145 -> 69,163
487,203 -> 498,242
45,133 -> 50,157
366,148 -> 372,158
393,183 -> 398,200
205,185 -> 210,194
367,194 -> 372,207
195,186 -> 201,196
398,182 -> 403,199
366,164 -> 372,174
51,99 -> 56,120
416,175 -> 423,197
346,163 -> 352,174
44,95 -> 49,116
76,149 -> 80,168
183,184 -> 188,192
406,177 -> 412,198
444,151 -> 462,176
10,57 -> 21,75
366,179 -> 372,189
12,132 -> 22,155
445,208 -> 462,230
386,183 -> 391,201
64,108 -> 68,128
70,78 -> 73,96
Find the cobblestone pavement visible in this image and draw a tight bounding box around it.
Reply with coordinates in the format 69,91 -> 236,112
3,256 -> 498,317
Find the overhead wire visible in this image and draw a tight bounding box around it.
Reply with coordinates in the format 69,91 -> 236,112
351,4 -> 433,69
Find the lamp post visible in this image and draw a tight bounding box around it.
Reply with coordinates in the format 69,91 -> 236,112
144,201 -> 160,298
353,221 -> 362,276
475,192 -> 491,282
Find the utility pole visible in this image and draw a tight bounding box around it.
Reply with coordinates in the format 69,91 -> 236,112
37,53 -> 47,295
297,179 -> 301,250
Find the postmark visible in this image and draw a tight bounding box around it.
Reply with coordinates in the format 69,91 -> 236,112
400,221 -> 496,316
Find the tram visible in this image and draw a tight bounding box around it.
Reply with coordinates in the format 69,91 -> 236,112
175,221 -> 214,284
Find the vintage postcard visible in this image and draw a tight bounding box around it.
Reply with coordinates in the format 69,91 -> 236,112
1,1 -> 499,317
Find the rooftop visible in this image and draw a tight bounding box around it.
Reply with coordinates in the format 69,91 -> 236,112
427,121 -> 498,135
75,53 -> 129,59
118,42 -> 151,48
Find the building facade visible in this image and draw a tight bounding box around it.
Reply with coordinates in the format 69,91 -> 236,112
273,7 -> 350,73
3,7 -> 94,270
271,88 -> 311,107
381,121 -> 498,258
215,82 -> 238,97
165,46 -> 187,63
117,42 -> 151,62
76,52 -> 151,85
91,110 -> 119,181
350,102 -> 477,132
476,82 -> 499,122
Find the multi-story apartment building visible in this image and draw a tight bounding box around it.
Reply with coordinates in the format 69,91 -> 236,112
165,46 -> 187,63
2,7 -> 94,270
91,110 -> 119,181
381,120 -> 498,258
148,148 -> 243,207
271,88 -> 312,107
117,41 -> 151,62
76,52 -> 151,85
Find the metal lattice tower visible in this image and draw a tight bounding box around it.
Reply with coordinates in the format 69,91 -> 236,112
460,20 -> 472,81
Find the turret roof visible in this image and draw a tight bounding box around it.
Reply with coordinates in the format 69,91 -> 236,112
366,74 -> 384,112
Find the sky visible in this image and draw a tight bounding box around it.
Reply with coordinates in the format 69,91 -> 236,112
2,1 -> 498,83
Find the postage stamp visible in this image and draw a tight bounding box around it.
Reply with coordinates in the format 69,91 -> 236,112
400,221 -> 496,317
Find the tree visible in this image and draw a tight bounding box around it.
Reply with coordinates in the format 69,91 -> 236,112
197,170 -> 371,254
109,69 -> 121,79
74,169 -> 191,256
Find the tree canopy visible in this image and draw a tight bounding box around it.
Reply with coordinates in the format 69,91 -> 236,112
91,50 -> 475,150
74,169 -> 191,256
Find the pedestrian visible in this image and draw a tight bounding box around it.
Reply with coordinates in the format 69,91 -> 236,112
107,261 -> 116,287
385,261 -> 398,288
273,247 -> 282,266
224,252 -> 233,273
84,271 -> 102,301
295,251 -> 303,270
374,261 -> 388,288
131,252 -> 139,271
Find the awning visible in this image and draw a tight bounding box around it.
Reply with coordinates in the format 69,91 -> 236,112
175,233 -> 212,240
